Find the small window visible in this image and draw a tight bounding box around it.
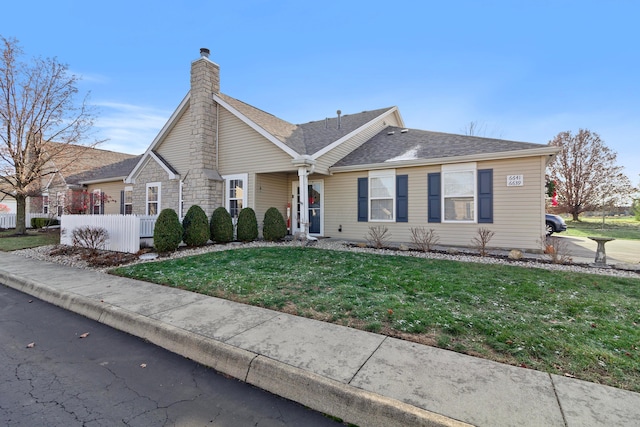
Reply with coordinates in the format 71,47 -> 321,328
42,194 -> 49,214
92,189 -> 103,215
442,163 -> 476,222
124,187 -> 133,215
369,170 -> 395,221
223,174 -> 247,220
146,183 -> 160,216
56,192 -> 65,217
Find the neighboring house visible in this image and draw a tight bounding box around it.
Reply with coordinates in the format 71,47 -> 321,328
30,143 -> 135,216
124,48 -> 559,251
66,155 -> 142,215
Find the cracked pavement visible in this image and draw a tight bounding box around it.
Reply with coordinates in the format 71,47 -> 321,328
0,284 -> 341,426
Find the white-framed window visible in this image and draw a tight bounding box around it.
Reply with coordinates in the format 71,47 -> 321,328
56,192 -> 65,217
223,174 -> 247,219
124,186 -> 133,215
146,182 -> 161,216
42,194 -> 49,214
369,169 -> 395,221
92,189 -> 103,215
442,163 -> 476,222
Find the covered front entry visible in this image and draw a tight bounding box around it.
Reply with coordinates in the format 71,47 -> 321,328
291,180 -> 323,236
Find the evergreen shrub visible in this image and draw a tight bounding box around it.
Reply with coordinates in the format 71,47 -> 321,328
153,208 -> 183,253
236,207 -> 258,242
182,205 -> 210,247
210,207 -> 233,243
262,207 -> 287,241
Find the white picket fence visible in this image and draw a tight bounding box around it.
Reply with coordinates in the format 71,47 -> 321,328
0,213 -> 52,229
61,215 -> 158,253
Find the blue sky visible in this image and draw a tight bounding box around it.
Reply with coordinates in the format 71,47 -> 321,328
4,1 -> 639,183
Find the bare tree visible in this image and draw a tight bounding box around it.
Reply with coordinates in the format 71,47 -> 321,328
461,120 -> 504,138
547,129 -> 636,221
0,36 -> 101,234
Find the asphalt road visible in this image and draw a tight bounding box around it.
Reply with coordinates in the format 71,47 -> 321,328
0,284 -> 341,427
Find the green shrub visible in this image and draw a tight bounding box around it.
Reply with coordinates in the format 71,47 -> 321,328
153,208 -> 183,253
182,205 -> 210,247
633,199 -> 640,221
210,207 -> 233,243
263,207 -> 287,241
30,217 -> 59,229
236,208 -> 258,242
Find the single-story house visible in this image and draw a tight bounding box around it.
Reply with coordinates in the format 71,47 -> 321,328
30,143 -> 136,216
121,48 -> 558,251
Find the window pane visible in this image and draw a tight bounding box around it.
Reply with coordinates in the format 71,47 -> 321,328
444,171 -> 474,196
444,197 -> 474,221
370,176 -> 394,198
148,186 -> 158,202
229,200 -> 243,219
371,199 -> 394,220
125,191 -> 133,204
148,203 -> 158,216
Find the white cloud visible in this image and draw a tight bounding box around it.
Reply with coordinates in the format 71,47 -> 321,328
92,102 -> 171,154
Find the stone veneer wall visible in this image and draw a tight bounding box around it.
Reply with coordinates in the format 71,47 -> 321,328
131,159 -> 179,216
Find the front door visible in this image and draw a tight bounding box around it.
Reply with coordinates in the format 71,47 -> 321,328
292,180 -> 323,236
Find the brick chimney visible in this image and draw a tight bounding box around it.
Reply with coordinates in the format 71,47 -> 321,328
186,48 -> 223,215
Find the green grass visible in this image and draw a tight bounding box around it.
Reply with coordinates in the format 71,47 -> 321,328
112,246 -> 640,392
565,216 -> 640,240
0,229 -> 60,251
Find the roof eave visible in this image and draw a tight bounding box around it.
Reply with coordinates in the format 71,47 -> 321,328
125,93 -> 190,183
78,176 -> 127,186
329,146 -> 561,173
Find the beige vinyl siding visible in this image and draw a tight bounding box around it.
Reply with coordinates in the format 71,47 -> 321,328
322,156 -> 547,251
87,181 -> 126,215
218,108 -> 294,175
254,173 -> 290,234
155,106 -> 192,175
314,114 -> 401,173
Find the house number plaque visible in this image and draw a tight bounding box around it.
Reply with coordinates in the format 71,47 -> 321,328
506,175 -> 524,186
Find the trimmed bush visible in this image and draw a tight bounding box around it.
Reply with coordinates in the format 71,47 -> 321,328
31,217 -> 59,229
262,207 -> 287,241
153,208 -> 183,253
182,205 -> 210,247
210,207 -> 233,243
236,207 -> 258,242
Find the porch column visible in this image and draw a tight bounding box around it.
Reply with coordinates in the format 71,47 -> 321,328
292,155 -> 316,239
298,167 -> 309,237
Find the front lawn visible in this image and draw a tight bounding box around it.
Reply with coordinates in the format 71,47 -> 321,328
112,246 -> 640,392
0,229 -> 60,251
565,216 -> 640,240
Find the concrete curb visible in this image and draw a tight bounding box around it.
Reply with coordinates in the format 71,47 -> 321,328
0,271 -> 467,427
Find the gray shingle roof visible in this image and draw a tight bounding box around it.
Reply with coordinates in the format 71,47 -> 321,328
219,93 -> 394,156
332,127 -> 548,167
67,155 -> 142,185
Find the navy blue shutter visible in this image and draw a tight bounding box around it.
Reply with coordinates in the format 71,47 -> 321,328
89,192 -> 94,215
428,173 -> 441,223
396,175 -> 408,222
477,169 -> 493,223
357,177 -> 368,222
100,192 -> 105,215
120,190 -> 125,214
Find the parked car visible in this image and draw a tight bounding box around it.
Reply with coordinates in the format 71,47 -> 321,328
545,214 -> 567,235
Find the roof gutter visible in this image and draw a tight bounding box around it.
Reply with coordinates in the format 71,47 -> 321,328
329,146 -> 561,174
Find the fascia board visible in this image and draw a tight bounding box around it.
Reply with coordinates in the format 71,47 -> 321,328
311,107 -> 399,160
78,176 -> 127,186
125,94 -> 190,184
213,94 -> 299,158
329,146 -> 561,173
149,151 -> 179,180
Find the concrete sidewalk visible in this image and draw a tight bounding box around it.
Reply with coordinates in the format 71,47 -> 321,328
1,252 -> 639,427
